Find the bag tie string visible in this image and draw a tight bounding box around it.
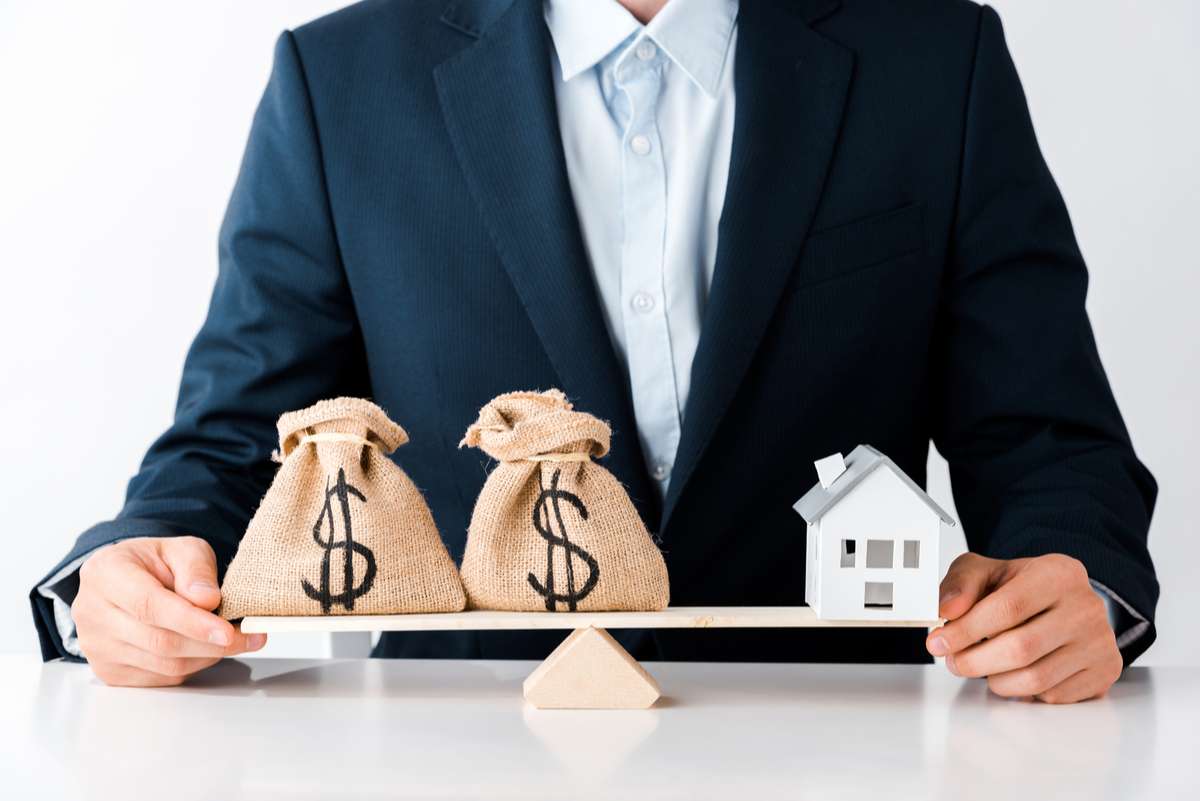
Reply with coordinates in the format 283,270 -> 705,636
273,432 -> 381,462
470,423 -> 594,463
522,452 -> 592,463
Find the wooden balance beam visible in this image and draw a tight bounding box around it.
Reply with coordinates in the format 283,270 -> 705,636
241,607 -> 941,709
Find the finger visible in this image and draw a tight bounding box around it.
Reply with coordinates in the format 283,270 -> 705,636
106,642 -> 222,680
103,600 -> 265,658
1036,665 -> 1120,705
1034,630 -> 1123,704
982,642 -> 1088,698
947,607 -> 1073,678
105,563 -> 239,647
160,536 -> 223,611
233,622 -> 269,653
927,553 -> 1008,657
90,662 -> 188,688
936,553 -> 1008,622
933,564 -> 1059,655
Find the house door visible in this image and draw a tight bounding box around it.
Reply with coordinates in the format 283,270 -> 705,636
864,581 -> 893,609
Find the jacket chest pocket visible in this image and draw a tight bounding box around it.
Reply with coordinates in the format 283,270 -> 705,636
793,203 -> 925,290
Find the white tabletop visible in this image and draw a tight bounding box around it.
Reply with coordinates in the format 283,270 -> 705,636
2,655 -> 1196,800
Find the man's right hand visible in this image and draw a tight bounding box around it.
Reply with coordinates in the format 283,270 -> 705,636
73,536 -> 266,686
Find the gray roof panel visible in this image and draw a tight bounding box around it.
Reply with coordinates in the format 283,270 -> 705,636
792,444 -> 956,526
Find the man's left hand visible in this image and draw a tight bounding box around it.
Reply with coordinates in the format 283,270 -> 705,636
926,552 -> 1122,704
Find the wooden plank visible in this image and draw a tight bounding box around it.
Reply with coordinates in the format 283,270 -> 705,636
240,606 -> 941,634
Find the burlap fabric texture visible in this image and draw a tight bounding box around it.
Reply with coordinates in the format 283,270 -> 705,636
219,398 -> 466,619
459,389 -> 670,612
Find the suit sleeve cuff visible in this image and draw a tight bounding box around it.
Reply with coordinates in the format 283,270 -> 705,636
34,548 -> 106,659
1090,578 -> 1151,652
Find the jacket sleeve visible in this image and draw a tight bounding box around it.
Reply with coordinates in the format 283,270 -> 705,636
30,31 -> 370,661
931,6 -> 1159,665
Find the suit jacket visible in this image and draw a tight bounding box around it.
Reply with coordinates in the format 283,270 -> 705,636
31,0 -> 1159,665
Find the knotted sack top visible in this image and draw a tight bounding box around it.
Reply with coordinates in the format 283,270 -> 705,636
459,389 -> 611,463
275,397 -> 409,460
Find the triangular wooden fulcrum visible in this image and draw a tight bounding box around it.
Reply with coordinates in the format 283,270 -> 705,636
523,626 -> 661,709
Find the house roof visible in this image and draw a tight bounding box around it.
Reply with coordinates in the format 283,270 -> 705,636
792,444 -> 957,526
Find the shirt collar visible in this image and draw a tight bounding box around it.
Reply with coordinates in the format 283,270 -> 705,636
544,0 -> 738,98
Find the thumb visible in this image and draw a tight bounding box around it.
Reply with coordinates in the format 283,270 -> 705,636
160,536 -> 223,611
937,552 -> 1007,621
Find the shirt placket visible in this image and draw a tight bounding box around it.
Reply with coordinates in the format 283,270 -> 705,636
612,39 -> 681,492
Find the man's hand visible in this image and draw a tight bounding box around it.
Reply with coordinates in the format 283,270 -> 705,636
73,536 -> 266,687
925,553 -> 1122,704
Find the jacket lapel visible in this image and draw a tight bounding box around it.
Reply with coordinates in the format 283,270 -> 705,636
663,1 -> 854,526
434,0 -> 658,519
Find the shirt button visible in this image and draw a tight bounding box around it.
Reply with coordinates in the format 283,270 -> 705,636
629,134 -> 652,156
631,291 -> 655,313
635,40 -> 657,61
652,463 -> 671,481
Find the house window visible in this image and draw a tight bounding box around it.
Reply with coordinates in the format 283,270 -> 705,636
865,539 -> 893,569
903,540 -> 920,568
865,581 -> 894,609
840,539 -> 855,568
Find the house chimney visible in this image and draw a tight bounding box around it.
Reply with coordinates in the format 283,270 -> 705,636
814,452 -> 847,489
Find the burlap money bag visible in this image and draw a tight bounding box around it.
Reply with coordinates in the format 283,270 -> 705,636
219,398 -> 466,619
459,389 -> 669,612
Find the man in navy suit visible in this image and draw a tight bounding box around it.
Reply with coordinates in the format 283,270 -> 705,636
32,0 -> 1158,703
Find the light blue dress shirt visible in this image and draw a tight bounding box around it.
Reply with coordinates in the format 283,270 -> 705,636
545,0 -> 738,497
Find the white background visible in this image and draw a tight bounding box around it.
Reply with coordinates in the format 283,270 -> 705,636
0,1 -> 1196,664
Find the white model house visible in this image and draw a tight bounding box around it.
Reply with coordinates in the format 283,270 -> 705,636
793,445 -> 955,621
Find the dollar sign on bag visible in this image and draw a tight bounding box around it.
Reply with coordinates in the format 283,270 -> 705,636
302,467 -> 377,613
527,468 -> 599,611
